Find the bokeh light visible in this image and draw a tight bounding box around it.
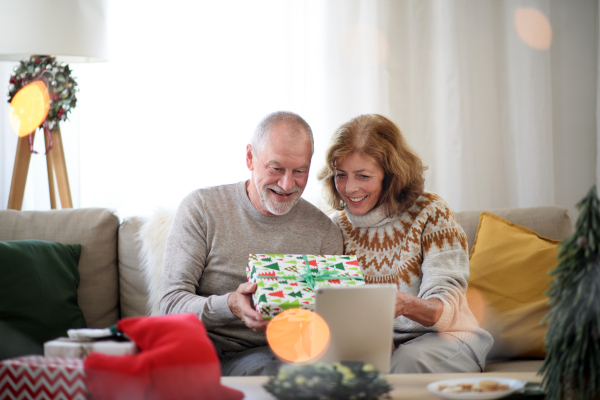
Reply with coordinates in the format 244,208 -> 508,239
266,308 -> 330,365
9,81 -> 50,137
515,8 -> 552,50
465,287 -> 489,325
340,23 -> 389,66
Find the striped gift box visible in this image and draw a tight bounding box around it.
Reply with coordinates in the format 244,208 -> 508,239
0,356 -> 90,400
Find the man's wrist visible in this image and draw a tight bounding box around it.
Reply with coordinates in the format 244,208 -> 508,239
226,292 -> 235,313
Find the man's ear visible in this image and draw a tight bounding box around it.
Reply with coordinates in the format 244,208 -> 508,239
246,144 -> 254,171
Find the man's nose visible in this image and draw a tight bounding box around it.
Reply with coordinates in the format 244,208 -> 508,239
279,171 -> 295,192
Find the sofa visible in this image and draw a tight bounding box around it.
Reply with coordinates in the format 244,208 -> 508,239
0,204 -> 573,373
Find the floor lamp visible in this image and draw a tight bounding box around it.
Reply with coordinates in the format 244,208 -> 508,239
0,0 -> 108,210
9,124 -> 72,210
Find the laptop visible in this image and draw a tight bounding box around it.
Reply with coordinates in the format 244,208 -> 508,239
315,284 -> 396,373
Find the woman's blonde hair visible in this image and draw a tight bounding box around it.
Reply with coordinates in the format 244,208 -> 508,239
318,114 -> 427,217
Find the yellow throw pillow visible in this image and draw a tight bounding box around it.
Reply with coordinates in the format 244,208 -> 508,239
466,212 -> 560,359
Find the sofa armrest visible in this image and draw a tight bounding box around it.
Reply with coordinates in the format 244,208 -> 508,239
0,208 -> 120,328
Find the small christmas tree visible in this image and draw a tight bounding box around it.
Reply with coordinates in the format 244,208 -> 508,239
540,185 -> 600,400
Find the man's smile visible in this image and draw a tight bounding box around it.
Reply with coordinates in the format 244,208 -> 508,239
270,188 -> 294,197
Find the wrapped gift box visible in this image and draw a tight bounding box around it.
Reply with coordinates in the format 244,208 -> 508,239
247,254 -> 365,320
44,337 -> 138,358
0,356 -> 90,400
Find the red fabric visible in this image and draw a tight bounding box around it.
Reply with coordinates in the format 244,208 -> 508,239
83,313 -> 244,400
0,356 -> 87,400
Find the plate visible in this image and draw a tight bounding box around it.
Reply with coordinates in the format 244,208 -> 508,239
427,377 -> 526,400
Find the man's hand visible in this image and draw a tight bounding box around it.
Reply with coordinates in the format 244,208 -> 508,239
228,282 -> 269,332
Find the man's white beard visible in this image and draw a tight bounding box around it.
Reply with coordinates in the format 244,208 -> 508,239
256,181 -> 302,216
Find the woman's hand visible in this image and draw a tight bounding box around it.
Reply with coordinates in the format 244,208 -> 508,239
394,292 -> 443,327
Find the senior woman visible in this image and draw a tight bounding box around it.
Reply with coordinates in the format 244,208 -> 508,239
318,114 -> 493,373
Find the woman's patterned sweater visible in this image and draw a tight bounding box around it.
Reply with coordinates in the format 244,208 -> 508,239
331,192 -> 493,368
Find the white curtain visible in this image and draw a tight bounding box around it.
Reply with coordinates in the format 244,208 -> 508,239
1,0 -> 597,219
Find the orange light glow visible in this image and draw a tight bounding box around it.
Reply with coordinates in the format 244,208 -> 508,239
515,8 -> 552,50
465,287 -> 488,325
9,81 -> 50,137
266,308 -> 330,365
340,23 -> 389,66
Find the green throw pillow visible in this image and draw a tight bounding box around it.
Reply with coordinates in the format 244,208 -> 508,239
0,240 -> 87,346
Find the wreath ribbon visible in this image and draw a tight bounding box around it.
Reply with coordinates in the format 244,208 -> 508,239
27,121 -> 53,155
42,120 -> 53,154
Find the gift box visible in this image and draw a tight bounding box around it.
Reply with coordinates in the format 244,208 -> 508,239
247,254 -> 365,320
0,356 -> 90,400
44,337 -> 138,358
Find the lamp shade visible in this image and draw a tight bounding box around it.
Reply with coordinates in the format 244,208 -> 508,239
0,0 -> 108,63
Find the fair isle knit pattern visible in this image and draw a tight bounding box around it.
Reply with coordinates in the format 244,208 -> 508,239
331,192 -> 493,368
335,192 -> 467,289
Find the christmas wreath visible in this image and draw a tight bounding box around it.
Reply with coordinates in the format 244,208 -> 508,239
264,361 -> 391,400
7,55 -> 78,153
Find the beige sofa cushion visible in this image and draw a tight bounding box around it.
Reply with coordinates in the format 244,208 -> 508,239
118,216 -> 149,318
118,211 -> 175,318
0,208 -> 120,329
454,205 -> 573,252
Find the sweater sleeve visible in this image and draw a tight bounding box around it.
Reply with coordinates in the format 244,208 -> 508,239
159,191 -> 237,328
417,201 -> 472,333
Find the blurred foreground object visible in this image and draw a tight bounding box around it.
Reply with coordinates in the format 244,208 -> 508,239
266,308 -> 330,365
9,80 -> 50,137
264,361 -> 391,400
0,356 -> 90,399
540,185 -> 600,400
83,313 -> 243,400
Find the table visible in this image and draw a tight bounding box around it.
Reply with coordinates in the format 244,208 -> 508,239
221,372 -> 540,400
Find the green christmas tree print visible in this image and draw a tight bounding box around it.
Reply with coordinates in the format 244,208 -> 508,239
263,263 -> 280,271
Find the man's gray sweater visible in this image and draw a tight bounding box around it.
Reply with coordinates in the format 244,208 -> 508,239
160,180 -> 343,354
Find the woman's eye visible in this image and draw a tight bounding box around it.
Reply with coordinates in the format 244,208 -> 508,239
335,174 -> 346,179
360,175 -> 370,179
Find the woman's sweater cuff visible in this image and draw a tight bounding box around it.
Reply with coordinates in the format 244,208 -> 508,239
430,296 -> 452,332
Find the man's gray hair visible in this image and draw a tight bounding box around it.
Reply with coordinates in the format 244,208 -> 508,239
250,111 -> 314,157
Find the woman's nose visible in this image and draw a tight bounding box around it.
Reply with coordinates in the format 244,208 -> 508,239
345,177 -> 359,194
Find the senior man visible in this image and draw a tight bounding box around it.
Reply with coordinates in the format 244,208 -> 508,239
160,111 -> 343,376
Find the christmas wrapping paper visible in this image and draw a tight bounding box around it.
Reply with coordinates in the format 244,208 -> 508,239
247,254 -> 365,320
44,338 -> 138,359
0,356 -> 90,400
